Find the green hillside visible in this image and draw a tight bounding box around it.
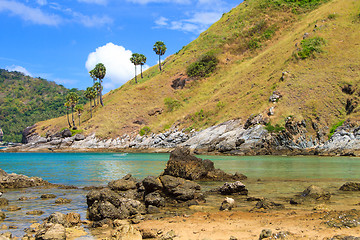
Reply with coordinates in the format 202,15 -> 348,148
35,0 -> 360,140
0,69 -> 86,142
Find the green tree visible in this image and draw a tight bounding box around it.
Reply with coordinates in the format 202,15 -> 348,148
153,41 -> 167,71
66,92 -> 79,129
138,54 -> 147,78
84,86 -> 97,118
130,53 -> 140,83
89,63 -> 106,106
75,104 -> 84,126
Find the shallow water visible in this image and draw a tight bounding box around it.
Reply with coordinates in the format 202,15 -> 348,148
0,153 -> 359,237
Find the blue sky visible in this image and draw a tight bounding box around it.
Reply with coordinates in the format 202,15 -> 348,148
0,0 -> 241,93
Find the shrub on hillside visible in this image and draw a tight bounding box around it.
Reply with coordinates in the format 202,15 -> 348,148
139,126 -> 151,136
164,97 -> 182,112
186,52 -> 219,78
297,37 -> 326,59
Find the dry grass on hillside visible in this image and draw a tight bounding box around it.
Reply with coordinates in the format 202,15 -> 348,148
36,0 -> 360,139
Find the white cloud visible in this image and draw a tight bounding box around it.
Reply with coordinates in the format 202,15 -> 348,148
155,16 -> 168,26
0,0 -> 61,26
85,43 -> 135,91
5,65 -> 32,76
78,0 -> 108,4
72,12 -> 113,27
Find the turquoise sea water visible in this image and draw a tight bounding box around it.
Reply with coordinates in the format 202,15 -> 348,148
0,152 -> 359,237
0,153 -> 359,186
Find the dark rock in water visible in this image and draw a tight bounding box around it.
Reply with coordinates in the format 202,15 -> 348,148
340,182 -> 360,191
0,168 -> 51,189
252,199 -> 285,211
55,198 -> 72,204
218,181 -> 248,195
7,206 -> 21,211
26,210 -> 44,215
163,147 -> 247,181
41,194 -> 57,199
0,212 -> 5,221
159,175 -> 203,202
0,198 -> 8,207
301,185 -> 330,200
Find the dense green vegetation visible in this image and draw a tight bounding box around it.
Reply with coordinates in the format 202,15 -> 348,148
296,37 -> 326,59
0,69 -> 86,142
186,51 -> 219,78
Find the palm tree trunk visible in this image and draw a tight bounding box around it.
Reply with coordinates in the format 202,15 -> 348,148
100,82 -> 104,106
66,108 -> 72,128
71,106 -> 76,128
141,64 -> 143,78
90,101 -> 92,118
78,114 -> 81,126
158,55 -> 161,71
135,65 -> 137,83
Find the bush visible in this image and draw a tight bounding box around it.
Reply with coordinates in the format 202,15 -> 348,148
297,37 -> 326,59
164,97 -> 182,112
186,52 -> 219,78
248,38 -> 261,49
139,126 -> 151,136
328,120 -> 345,139
265,123 -> 284,133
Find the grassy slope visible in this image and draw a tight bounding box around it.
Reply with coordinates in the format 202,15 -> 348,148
36,0 -> 360,139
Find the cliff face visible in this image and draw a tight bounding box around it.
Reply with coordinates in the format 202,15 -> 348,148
33,0 -> 360,149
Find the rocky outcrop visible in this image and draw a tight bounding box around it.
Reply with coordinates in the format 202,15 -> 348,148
290,185 -> 331,205
86,173 -> 204,222
216,181 -> 248,195
0,168 -> 51,189
163,147 -> 247,181
340,182 -> 360,191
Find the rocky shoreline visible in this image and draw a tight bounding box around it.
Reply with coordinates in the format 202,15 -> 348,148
0,148 -> 359,239
4,116 -> 360,157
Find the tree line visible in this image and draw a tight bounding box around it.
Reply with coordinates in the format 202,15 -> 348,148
64,41 -> 167,129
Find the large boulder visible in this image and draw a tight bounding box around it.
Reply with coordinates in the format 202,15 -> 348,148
142,176 -> 163,194
0,168 -> 51,189
35,223 -> 66,240
340,182 -> 360,191
86,188 -> 145,221
159,175 -> 203,202
301,185 -> 331,201
108,174 -> 137,191
163,147 -> 247,181
217,181 -> 248,195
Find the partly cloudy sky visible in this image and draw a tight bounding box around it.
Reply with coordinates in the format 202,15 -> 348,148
0,0 -> 241,93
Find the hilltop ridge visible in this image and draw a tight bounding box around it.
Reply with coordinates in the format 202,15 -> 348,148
33,0 -> 360,149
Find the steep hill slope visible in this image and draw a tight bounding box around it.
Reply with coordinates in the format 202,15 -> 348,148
0,70 -> 86,142
36,0 -> 360,141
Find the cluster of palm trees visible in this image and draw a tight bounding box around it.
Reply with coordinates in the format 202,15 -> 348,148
65,92 -> 83,129
130,41 -> 167,83
64,41 -> 167,129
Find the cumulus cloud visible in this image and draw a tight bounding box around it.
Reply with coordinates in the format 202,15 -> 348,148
85,43 -> 136,91
36,0 -> 47,6
6,65 -> 32,76
0,0 -> 61,26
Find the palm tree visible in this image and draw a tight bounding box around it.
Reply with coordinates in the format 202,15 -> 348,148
89,63 -> 106,106
138,54 -> 147,78
84,87 -> 96,118
130,53 -> 140,83
93,82 -> 101,106
153,41 -> 167,71
64,101 -> 72,128
66,92 -> 79,129
75,104 -> 84,126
